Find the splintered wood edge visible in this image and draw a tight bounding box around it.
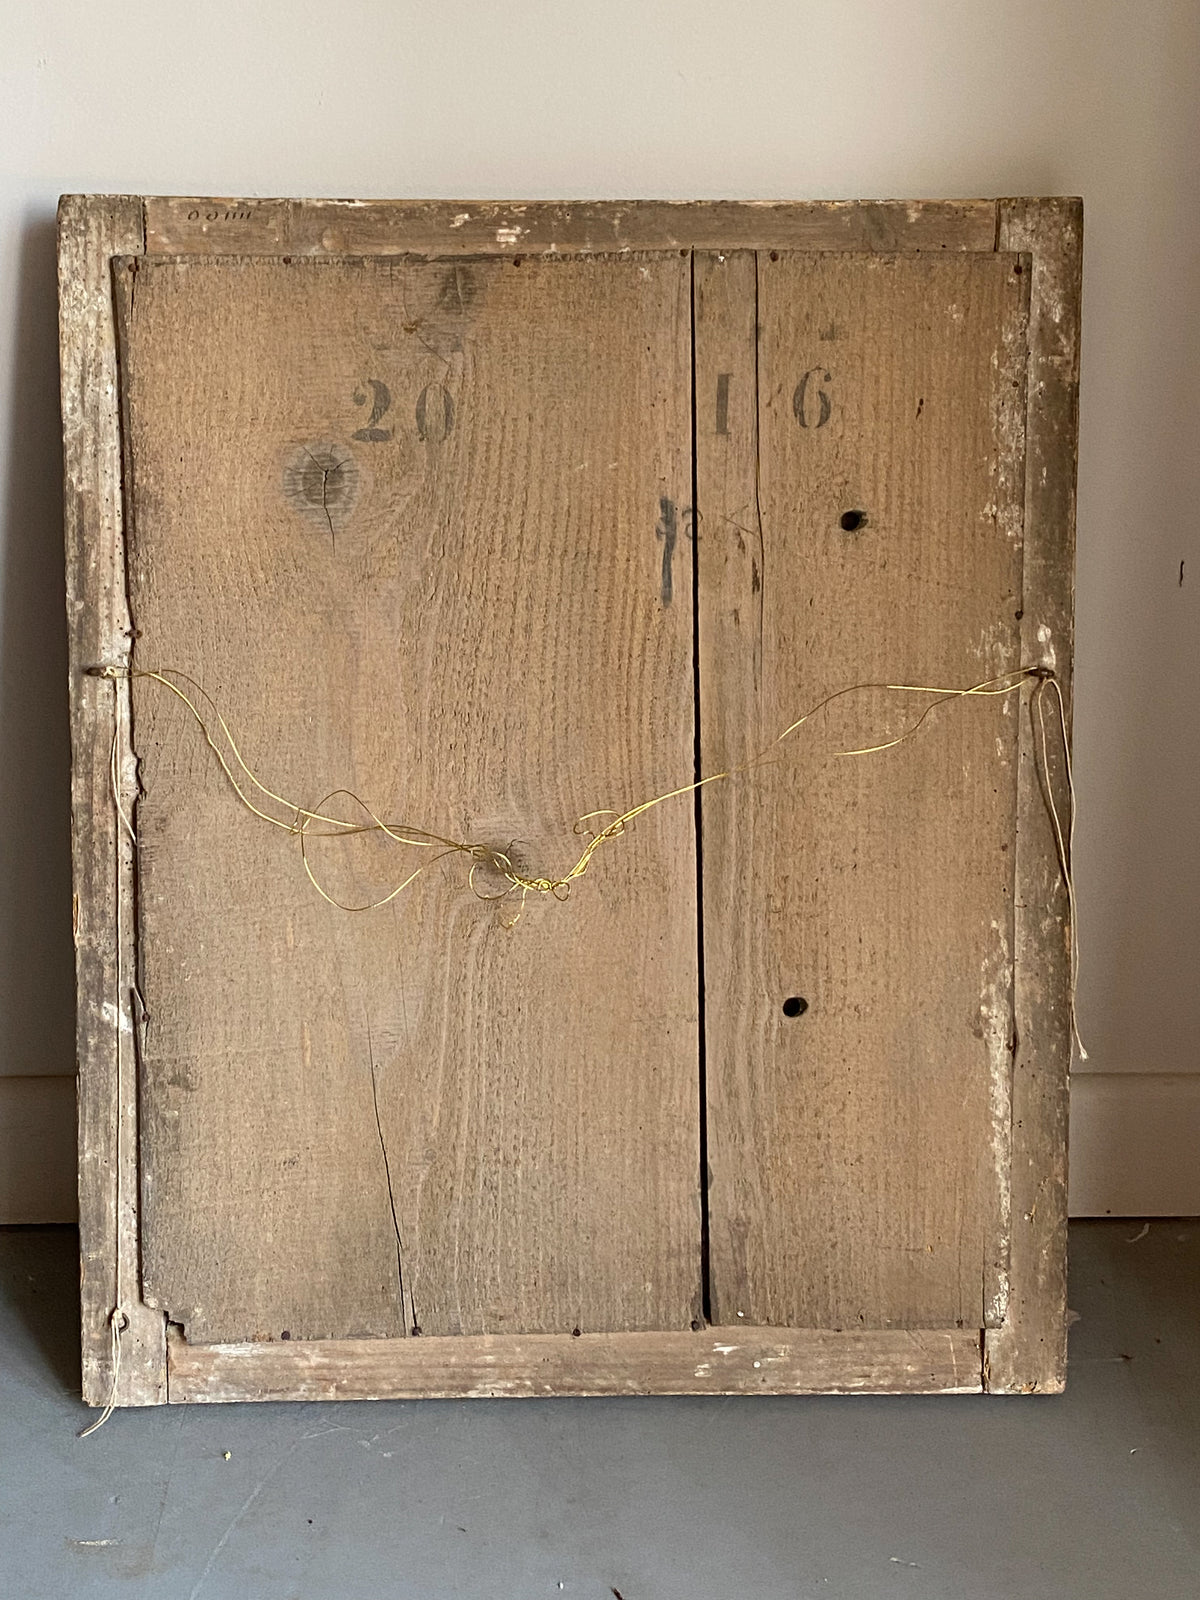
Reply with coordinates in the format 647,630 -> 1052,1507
62,193 -> 1077,1404
984,198 -> 1082,1395
166,1326 -> 984,1402
59,194 -> 166,1406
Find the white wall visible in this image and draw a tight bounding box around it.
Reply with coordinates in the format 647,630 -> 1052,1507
2,1 -> 1196,1219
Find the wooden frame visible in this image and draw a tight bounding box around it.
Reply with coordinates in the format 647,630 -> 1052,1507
60,196 -> 1081,1406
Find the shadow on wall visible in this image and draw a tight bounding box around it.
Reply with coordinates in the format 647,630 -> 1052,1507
0,1225 -> 81,1400
0,211 -> 76,1079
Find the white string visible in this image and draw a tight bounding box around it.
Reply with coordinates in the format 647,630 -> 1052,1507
78,1308 -> 129,1438
1033,672 -> 1088,1061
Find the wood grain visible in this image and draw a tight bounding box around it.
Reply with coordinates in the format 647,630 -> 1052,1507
140,197 -> 1000,259
58,194 -> 166,1405
60,195 -> 1079,1404
166,1322 -> 983,1401
121,252 -> 700,1343
697,250 -> 1030,1331
984,199 -> 1082,1394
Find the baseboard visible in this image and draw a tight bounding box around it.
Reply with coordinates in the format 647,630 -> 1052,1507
1069,1073 -> 1200,1217
0,1076 -> 77,1223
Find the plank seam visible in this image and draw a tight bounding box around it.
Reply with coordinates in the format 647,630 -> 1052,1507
689,251 -> 711,1328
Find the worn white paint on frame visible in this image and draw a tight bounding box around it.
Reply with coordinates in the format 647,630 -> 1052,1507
3,2 -> 1198,1217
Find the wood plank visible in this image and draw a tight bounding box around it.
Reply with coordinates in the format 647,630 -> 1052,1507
985,198 -> 1082,1394
58,194 -> 166,1405
120,251 -> 700,1344
140,197 -> 999,259
166,1323 -> 983,1402
697,250 -> 1029,1331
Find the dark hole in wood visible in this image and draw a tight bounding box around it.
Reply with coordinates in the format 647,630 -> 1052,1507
839,509 -> 866,532
782,996 -> 808,1018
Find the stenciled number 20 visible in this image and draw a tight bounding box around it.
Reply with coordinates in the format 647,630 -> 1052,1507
352,379 -> 456,444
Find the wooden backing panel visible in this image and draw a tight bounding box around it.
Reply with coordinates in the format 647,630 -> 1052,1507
166,1323 -> 983,1401
140,197 -> 999,259
63,194 -> 1076,1404
121,252 -> 700,1343
58,195 -> 166,1405
985,199 -> 1082,1394
698,251 -> 1029,1331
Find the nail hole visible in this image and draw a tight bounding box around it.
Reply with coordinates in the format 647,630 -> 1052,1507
768,249 -> 779,262
782,996 -> 808,1018
839,510 -> 866,533
280,1329 -> 291,1340
1014,262 -> 1024,275
690,1318 -> 703,1332
571,1326 -> 582,1337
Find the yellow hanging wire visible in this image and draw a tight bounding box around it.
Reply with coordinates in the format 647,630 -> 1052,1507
77,654 -> 1089,1439
89,657 -> 1086,1039
91,660 -> 1050,908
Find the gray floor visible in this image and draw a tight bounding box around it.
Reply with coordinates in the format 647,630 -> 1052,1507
2,1223 -> 1198,1599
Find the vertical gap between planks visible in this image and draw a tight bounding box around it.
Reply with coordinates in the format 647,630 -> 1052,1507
689,250 -> 712,1328
752,252 -> 764,693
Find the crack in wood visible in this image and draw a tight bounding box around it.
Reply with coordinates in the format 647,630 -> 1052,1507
367,1019 -> 409,1337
